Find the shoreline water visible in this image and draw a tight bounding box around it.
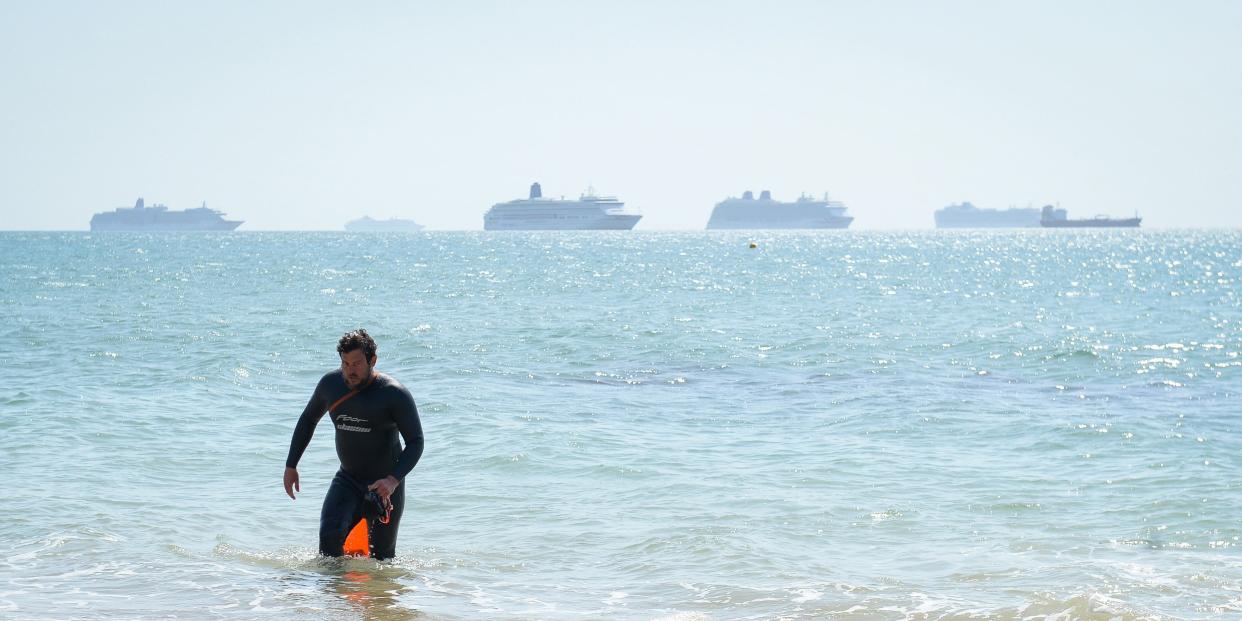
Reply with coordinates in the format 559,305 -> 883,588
2,231 -> 1239,620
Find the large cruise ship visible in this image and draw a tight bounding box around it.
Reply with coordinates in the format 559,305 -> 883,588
90,198 -> 243,231
483,183 -> 641,230
706,190 -> 853,229
344,216 -> 425,232
1040,205 -> 1141,228
934,202 -> 1041,228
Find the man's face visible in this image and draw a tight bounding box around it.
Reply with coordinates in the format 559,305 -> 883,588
340,349 -> 376,389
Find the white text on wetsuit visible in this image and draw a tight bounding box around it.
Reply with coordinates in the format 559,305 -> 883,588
335,414 -> 371,433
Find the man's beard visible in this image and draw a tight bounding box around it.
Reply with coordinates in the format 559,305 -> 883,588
346,369 -> 371,389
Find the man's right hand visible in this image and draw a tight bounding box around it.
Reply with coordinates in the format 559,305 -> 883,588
283,467 -> 301,499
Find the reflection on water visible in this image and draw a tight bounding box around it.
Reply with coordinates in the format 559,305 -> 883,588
329,566 -> 423,621
211,541 -> 425,620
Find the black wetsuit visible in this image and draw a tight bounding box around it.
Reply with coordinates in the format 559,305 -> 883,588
285,370 -> 424,560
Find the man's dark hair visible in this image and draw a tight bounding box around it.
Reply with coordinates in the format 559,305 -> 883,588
337,329 -> 378,359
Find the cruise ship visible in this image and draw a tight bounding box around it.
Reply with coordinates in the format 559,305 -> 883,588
344,216 -> 425,232
483,183 -> 641,230
706,190 -> 853,229
1040,205 -> 1141,228
934,202 -> 1041,228
90,198 -> 243,231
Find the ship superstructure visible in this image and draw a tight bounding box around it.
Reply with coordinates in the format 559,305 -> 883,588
89,198 -> 243,231
934,202 -> 1041,228
345,216 -> 425,232
483,183 -> 641,230
706,190 -> 853,229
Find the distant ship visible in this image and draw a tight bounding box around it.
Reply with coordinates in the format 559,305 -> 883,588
483,183 -> 641,230
1040,205 -> 1141,228
344,216 -> 425,232
90,198 -> 243,231
706,190 -> 853,229
934,202 -> 1041,228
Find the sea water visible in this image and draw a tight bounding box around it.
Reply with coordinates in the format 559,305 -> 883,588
1,230 -> 1239,620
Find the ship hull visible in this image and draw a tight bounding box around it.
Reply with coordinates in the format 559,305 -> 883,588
934,214 -> 1040,228
1040,218 -> 1141,228
936,222 -> 1039,228
484,214 -> 641,231
345,219 -> 424,232
706,217 -> 853,230
89,218 -> 243,232
345,225 -> 425,232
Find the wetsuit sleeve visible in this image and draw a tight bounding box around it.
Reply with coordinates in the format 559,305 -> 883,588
390,387 -> 424,480
285,376 -> 330,469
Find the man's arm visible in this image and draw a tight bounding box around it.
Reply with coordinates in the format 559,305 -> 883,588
368,386 -> 424,500
389,387 -> 424,480
284,377 -> 329,499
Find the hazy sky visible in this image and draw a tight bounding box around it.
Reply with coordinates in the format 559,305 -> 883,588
2,1 -> 1239,230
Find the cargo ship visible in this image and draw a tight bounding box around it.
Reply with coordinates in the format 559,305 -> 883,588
1040,205 -> 1141,228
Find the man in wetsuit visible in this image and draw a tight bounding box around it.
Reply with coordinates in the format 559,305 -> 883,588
283,329 -> 424,560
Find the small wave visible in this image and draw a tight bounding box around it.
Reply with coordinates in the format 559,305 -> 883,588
1044,349 -> 1100,361
1012,591 -> 1160,621
212,541 -> 426,578
0,390 -> 34,407
1147,379 -> 1183,388
476,452 -> 531,468
212,541 -> 320,570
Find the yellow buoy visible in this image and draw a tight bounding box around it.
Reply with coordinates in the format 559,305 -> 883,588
748,241 -> 758,249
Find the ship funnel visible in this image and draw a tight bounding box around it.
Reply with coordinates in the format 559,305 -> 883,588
760,190 -> 771,200
529,182 -> 542,199
742,191 -> 754,200
135,198 -> 145,209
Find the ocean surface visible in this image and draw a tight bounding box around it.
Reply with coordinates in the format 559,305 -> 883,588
1,230 -> 1240,621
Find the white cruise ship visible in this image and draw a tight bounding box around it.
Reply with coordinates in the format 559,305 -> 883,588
706,190 -> 853,229
90,198 -> 243,231
344,216 -> 425,232
483,183 -> 642,230
934,202 -> 1041,228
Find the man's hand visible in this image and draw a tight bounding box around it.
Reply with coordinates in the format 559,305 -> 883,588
367,475 -> 400,507
284,467 -> 301,500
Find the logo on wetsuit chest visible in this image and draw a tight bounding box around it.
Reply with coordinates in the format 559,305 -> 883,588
335,414 -> 372,433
